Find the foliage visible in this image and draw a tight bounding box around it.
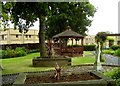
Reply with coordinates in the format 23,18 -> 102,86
95,32 -> 107,44
15,47 -> 27,57
46,2 -> 96,38
104,68 -> 120,86
114,49 -> 120,57
2,2 -> 96,57
105,68 -> 120,86
67,45 -> 96,51
1,47 -> 27,59
102,49 -> 115,55
27,49 -> 40,54
110,45 -> 120,50
84,45 -> 96,51
2,47 -> 15,58
95,32 -> 107,62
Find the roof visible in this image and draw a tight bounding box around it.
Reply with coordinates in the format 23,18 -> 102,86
53,29 -> 84,38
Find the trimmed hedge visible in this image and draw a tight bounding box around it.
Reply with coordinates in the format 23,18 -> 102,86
84,45 -> 96,51
67,45 -> 96,51
110,45 -> 120,50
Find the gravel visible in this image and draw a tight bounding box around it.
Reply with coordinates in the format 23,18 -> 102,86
1,74 -> 19,85
104,54 -> 120,66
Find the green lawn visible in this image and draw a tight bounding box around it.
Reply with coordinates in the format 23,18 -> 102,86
2,51 -> 95,75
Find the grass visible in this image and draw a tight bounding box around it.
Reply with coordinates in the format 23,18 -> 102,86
2,51 -> 95,75
2,52 -> 54,75
72,56 -> 95,66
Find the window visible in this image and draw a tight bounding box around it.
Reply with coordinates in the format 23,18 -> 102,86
26,35 -> 28,38
29,35 -> 31,38
16,35 -> 18,38
2,35 -> 4,40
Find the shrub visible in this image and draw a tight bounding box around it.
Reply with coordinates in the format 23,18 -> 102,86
111,68 -> 120,86
103,50 -> 115,55
84,45 -> 96,51
15,47 -> 27,57
2,47 -> 27,59
114,49 -> 120,57
105,68 -> 120,86
27,49 -> 39,54
2,47 -> 16,59
110,45 -> 120,50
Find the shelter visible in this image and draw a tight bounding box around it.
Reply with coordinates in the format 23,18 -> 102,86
52,27 -> 84,57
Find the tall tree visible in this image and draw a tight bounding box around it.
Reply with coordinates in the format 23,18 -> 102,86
46,2 -> 96,39
2,2 -> 49,57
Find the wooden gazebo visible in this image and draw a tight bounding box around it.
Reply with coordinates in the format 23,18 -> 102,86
52,27 -> 84,57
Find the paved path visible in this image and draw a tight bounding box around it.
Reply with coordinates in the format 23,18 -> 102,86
104,54 -> 120,66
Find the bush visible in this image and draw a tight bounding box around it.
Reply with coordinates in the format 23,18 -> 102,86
114,49 -> 120,57
2,47 -> 27,59
2,47 -> 16,59
84,45 -> 96,51
27,49 -> 39,54
105,68 -> 120,86
110,45 -> 120,50
103,50 -> 115,55
111,68 -> 120,86
15,47 -> 27,57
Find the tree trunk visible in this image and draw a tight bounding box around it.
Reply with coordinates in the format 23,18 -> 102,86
100,44 -> 104,62
39,16 -> 47,57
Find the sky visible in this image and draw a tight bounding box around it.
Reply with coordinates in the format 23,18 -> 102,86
88,0 -> 119,35
9,0 -> 120,35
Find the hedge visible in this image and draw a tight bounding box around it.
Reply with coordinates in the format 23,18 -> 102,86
110,45 -> 120,50
84,45 -> 96,51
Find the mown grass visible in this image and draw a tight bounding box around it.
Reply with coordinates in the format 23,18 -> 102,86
2,51 -> 95,75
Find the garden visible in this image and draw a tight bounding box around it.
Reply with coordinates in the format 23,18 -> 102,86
1,45 -> 120,86
1,2 -> 120,86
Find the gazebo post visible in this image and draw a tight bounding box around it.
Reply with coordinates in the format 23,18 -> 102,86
81,38 -> 84,55
71,38 -> 74,57
75,38 -> 77,45
81,38 -> 83,46
60,38 -> 62,55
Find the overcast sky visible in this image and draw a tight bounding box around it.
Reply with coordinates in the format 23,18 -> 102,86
88,0 -> 119,35
10,0 -> 119,35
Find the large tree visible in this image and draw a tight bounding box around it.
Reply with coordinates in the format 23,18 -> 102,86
46,2 -> 96,38
2,2 -> 49,57
2,2 -> 96,57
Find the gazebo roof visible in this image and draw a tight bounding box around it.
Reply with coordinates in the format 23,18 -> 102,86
53,29 -> 84,38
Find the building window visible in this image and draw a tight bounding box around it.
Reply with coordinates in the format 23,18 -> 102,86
2,35 -> 4,40
26,35 -> 28,38
29,35 -> 31,38
16,35 -> 18,38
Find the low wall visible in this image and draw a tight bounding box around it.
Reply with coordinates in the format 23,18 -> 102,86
13,71 -> 116,86
32,57 -> 71,67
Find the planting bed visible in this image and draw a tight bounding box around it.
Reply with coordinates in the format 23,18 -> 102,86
25,72 -> 101,84
13,70 -> 116,86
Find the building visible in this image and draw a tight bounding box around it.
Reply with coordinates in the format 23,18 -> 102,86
84,35 -> 96,45
0,28 -> 39,44
0,28 -> 120,46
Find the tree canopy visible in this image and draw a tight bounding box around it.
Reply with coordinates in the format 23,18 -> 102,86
46,2 -> 96,38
